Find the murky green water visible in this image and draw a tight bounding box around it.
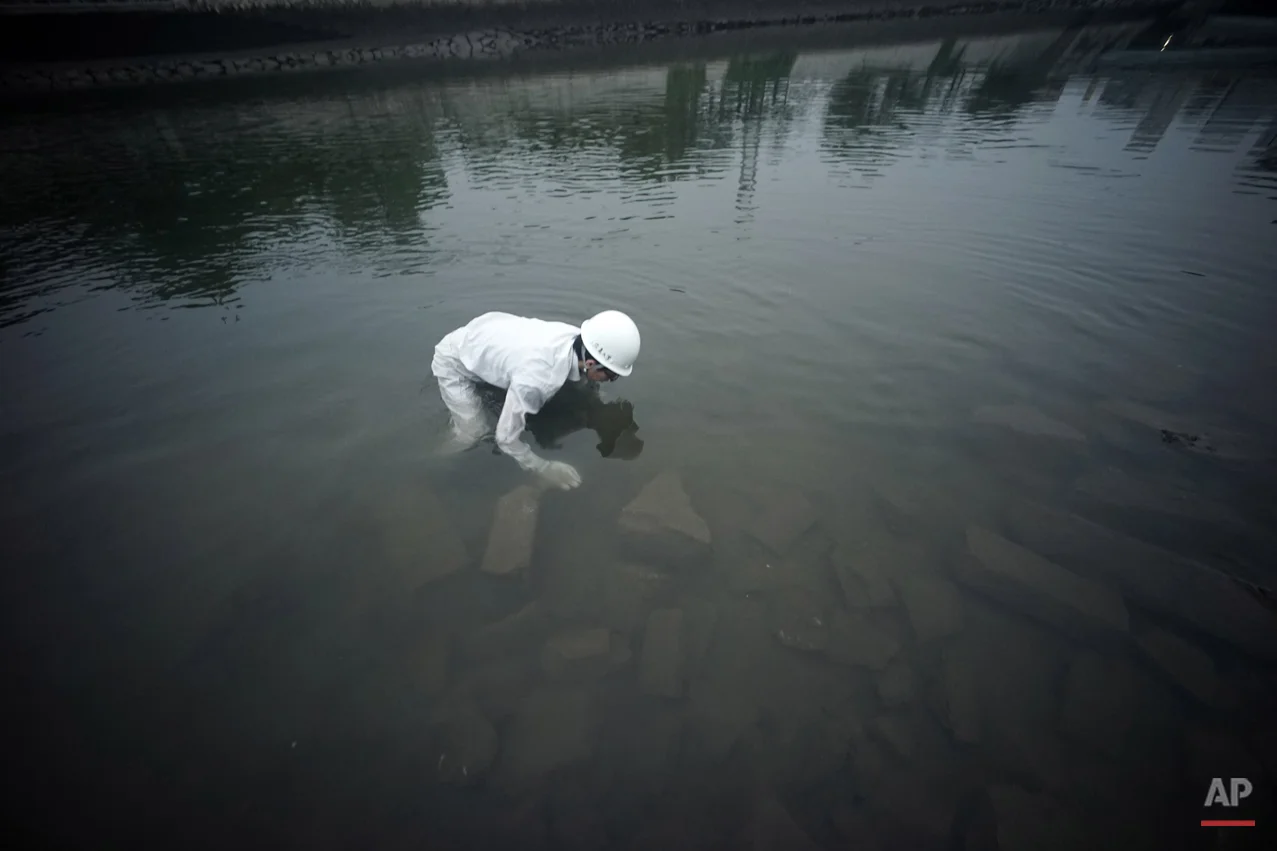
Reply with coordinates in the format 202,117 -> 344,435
4,16 -> 1277,851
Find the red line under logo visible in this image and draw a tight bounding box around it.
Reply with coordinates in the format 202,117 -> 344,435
1200,820 -> 1256,827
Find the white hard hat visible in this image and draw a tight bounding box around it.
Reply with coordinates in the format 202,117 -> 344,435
580,310 -> 640,377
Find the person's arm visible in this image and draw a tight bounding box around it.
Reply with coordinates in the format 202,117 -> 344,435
494,382 -> 549,472
495,377 -> 582,489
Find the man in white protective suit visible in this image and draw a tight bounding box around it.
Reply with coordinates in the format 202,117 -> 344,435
430,309 -> 641,490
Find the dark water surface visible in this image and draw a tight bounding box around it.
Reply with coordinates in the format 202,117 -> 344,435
4,16 -> 1277,851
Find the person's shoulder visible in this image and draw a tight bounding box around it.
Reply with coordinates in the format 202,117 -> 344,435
545,319 -> 581,336
470,310 -> 521,324
463,311 -> 533,335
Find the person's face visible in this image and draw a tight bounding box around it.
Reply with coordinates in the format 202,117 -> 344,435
583,360 -> 619,382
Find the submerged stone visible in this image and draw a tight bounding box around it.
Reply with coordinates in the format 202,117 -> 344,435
640,608 -> 686,698
830,535 -> 899,609
441,654 -> 541,722
495,686 -> 597,789
1002,498 -> 1277,662
461,600 -> 553,664
699,599 -> 773,683
597,702 -> 686,792
480,484 -> 540,576
772,589 -> 829,652
375,483 -> 469,588
1073,466 -> 1241,527
748,489 -> 819,555
593,561 -> 675,634
1135,625 -> 1218,706
825,611 -> 900,670
778,713 -> 863,792
874,477 -> 927,527
687,678 -> 760,762
1058,651 -> 1136,757
896,574 -> 964,643
540,627 -> 613,681
430,708 -> 498,786
876,659 -> 915,708
980,721 -> 1173,846
959,526 -> 1129,641
727,549 -> 826,595
617,470 -> 712,569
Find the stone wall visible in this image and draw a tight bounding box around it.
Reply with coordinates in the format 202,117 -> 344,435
0,0 -> 1180,96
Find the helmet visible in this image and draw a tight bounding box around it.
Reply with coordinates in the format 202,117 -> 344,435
580,310 -> 640,377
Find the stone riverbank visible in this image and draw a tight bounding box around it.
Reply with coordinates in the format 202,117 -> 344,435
0,0 -> 1181,95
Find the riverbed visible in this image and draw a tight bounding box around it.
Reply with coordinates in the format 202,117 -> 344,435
3,13 -> 1276,851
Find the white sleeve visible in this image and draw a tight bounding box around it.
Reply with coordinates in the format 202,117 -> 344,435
495,380 -> 550,472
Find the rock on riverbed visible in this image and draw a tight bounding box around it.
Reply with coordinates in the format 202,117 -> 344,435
375,483 -> 469,589
825,611 -> 900,670
461,600 -> 553,665
640,608 -> 686,698
895,574 -> 964,643
686,678 -> 759,763
1058,651 -> 1136,757
540,627 -> 629,681
771,589 -> 829,652
1073,465 -> 1241,527
593,561 -> 676,634
958,526 -> 1129,642
618,471 -> 712,569
494,686 -> 598,790
876,659 -> 915,708
481,484 -> 540,576
830,531 -> 900,609
430,707 -> 499,785
1134,625 -> 1218,706
748,488 -> 819,555
1001,498 -> 1277,661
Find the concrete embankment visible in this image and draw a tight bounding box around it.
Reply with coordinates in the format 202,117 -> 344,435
0,0 -> 1182,96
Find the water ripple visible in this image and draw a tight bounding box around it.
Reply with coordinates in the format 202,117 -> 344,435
0,29 -> 1274,427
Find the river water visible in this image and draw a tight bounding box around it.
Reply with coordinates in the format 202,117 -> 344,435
3,15 -> 1277,851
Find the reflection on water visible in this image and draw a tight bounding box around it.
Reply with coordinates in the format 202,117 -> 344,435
3,23 -> 1275,325
521,385 -> 645,461
3,16 -> 1277,851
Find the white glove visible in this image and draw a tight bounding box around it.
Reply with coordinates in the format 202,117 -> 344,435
537,460 -> 582,490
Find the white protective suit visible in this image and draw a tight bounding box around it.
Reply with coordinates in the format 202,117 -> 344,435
431,312 -> 585,487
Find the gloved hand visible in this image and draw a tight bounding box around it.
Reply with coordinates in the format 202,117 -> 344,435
537,460 -> 582,490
